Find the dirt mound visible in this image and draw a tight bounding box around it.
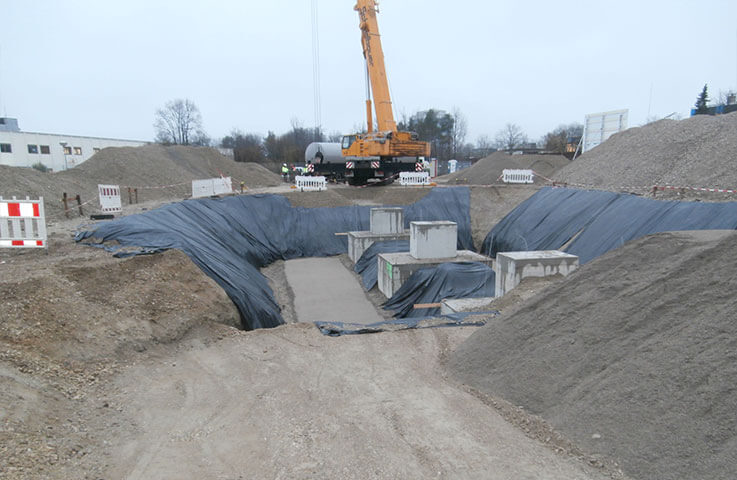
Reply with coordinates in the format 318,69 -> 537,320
554,112 -> 737,192
448,230 -> 737,480
0,145 -> 281,218
0,241 -> 239,477
437,152 -> 569,185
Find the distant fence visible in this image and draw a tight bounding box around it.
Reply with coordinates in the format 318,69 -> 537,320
0,196 -> 47,249
98,184 -> 122,213
400,172 -> 430,186
502,169 -> 535,184
192,177 -> 233,198
295,176 -> 327,192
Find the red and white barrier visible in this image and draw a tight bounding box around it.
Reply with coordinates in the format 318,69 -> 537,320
295,175 -> 327,192
0,196 -> 47,249
653,185 -> 737,194
400,171 -> 430,186
98,184 -> 122,213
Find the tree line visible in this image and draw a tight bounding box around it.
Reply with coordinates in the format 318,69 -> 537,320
153,98 -> 585,164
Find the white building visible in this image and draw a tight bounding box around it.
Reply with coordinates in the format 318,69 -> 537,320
0,117 -> 148,171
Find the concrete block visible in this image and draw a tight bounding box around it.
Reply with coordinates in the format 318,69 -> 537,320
440,297 -> 496,315
409,221 -> 457,260
370,208 -> 404,235
495,250 -> 579,297
378,250 -> 492,298
347,230 -> 410,264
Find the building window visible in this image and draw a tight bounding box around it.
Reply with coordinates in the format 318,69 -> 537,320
28,144 -> 39,154
40,145 -> 50,154
73,147 -> 82,155
63,146 -> 72,155
93,147 -> 101,153
0,143 -> 11,153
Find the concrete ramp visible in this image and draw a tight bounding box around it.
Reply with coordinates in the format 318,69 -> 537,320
285,257 -> 385,325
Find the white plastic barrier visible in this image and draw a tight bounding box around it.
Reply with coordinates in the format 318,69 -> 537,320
399,171 -> 430,186
192,177 -> 233,198
98,184 -> 122,213
0,196 -> 47,249
502,169 -> 535,184
295,175 -> 327,192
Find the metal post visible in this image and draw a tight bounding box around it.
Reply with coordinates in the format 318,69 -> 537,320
76,194 -> 83,216
134,188 -> 138,204
128,187 -> 133,205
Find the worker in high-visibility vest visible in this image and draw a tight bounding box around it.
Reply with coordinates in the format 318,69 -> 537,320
281,163 -> 289,182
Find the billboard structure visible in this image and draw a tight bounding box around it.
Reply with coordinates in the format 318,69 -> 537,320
582,109 -> 628,153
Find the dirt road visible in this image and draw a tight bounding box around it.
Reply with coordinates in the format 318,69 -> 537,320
89,323 -> 619,480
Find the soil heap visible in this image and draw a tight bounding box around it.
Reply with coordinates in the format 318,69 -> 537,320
448,230 -> 737,480
554,112 -> 737,191
0,145 -> 281,218
437,151 -> 569,185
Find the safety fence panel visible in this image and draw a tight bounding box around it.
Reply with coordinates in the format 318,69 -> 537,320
502,169 -> 535,184
0,196 -> 47,248
400,172 -> 430,186
192,177 -> 233,198
98,184 -> 122,213
295,176 -> 327,192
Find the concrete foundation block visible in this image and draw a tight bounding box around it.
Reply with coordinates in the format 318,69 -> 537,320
370,208 -> 404,235
378,250 -> 492,298
347,230 -> 410,264
495,250 -> 579,297
409,221 -> 457,260
440,297 -> 496,315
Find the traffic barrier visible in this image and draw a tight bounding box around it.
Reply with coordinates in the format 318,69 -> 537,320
295,175 -> 327,192
400,171 -> 430,186
98,184 -> 122,213
0,196 -> 47,249
192,177 -> 233,198
502,169 -> 535,184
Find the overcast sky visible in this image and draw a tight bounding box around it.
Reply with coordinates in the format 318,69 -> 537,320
2,0 -> 737,145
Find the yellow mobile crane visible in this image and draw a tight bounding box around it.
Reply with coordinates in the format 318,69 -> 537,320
340,0 -> 431,184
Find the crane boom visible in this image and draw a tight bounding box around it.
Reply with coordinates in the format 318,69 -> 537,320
355,0 -> 396,133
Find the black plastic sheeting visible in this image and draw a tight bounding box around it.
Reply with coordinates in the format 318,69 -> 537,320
482,187 -> 737,264
315,311 -> 497,336
354,240 -> 410,290
382,262 -> 496,318
75,188 -> 473,330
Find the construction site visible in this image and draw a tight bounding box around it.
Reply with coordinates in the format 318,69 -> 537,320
3,0 -> 737,479
0,110 -> 736,479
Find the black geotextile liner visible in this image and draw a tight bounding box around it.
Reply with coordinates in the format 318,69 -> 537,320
354,240 -> 410,290
75,188 -> 473,330
315,311 -> 498,336
482,187 -> 737,264
382,262 -> 496,318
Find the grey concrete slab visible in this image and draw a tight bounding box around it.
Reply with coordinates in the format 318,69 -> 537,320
347,230 -> 410,263
378,250 -> 493,298
285,257 -> 385,325
495,250 -> 579,297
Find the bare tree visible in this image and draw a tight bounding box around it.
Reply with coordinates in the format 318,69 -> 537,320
154,98 -> 207,145
450,107 -> 467,158
494,123 -> 527,151
542,123 -> 583,154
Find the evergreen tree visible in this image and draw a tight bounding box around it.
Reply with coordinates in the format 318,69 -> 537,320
694,84 -> 709,114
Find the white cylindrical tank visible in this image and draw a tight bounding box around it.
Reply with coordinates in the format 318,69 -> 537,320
305,142 -> 343,164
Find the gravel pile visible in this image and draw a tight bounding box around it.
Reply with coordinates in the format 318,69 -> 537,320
448,229 -> 737,480
554,112 -> 737,191
0,145 -> 281,218
437,152 -> 570,185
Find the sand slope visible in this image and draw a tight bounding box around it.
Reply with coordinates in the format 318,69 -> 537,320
449,230 -> 737,480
